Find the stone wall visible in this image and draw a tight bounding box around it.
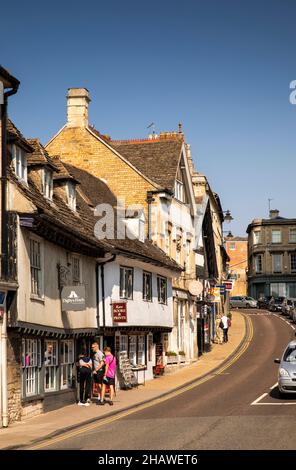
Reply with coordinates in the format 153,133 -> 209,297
7,331 -> 22,423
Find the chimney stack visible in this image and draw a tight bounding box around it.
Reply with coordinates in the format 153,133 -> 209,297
269,209 -> 280,219
67,88 -> 90,128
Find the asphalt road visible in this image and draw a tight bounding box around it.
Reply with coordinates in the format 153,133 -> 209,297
32,310 -> 296,450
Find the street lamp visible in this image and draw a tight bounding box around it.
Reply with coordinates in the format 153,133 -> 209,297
223,210 -> 233,223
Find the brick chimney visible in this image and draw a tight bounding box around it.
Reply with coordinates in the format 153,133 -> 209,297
269,209 -> 280,219
66,88 -> 90,127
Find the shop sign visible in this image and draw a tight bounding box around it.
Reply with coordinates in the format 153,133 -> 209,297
210,287 -> 220,302
112,302 -> 127,322
61,286 -> 86,311
224,281 -> 233,291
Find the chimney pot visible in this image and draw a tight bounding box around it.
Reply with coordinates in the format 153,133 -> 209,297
67,88 -> 90,128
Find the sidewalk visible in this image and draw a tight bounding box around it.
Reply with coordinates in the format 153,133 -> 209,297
0,311 -> 246,450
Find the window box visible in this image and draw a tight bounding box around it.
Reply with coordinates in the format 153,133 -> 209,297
165,351 -> 178,365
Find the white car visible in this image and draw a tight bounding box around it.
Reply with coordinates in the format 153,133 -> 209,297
230,296 -> 258,309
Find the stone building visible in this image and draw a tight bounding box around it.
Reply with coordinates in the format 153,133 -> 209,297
225,236 -> 248,296
247,210 -> 296,299
46,88 -> 200,364
4,118 -> 181,424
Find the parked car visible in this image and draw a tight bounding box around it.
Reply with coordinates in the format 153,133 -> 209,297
230,296 -> 258,309
257,296 -> 272,310
281,299 -> 295,317
269,297 -> 286,312
274,340 -> 296,396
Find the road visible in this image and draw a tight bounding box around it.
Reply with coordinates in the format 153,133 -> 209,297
29,310 -> 296,450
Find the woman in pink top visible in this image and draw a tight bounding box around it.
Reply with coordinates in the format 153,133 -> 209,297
98,347 -> 116,406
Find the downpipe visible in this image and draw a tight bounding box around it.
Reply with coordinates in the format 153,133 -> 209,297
1,298 -> 8,427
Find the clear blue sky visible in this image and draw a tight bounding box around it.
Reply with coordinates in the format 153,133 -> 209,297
2,0 -> 296,236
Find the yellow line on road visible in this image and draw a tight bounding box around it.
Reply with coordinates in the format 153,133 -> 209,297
29,314 -> 253,450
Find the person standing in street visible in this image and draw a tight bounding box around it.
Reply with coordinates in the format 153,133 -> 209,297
98,347 -> 116,406
78,349 -> 92,406
91,342 -> 105,403
221,314 -> 230,343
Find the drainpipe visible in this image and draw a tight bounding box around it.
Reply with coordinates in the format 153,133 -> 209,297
1,81 -> 19,428
96,254 -> 116,330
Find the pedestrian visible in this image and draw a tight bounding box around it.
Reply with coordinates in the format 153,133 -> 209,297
221,314 -> 230,343
91,342 -> 105,403
98,347 -> 116,406
78,348 -> 92,406
215,316 -> 223,344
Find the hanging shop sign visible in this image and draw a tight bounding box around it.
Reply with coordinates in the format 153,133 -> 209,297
112,302 -> 127,322
61,286 -> 86,311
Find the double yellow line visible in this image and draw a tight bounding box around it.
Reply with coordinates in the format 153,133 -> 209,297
28,314 -> 253,450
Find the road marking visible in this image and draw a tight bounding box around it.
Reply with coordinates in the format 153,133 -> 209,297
252,401 -> 296,406
251,393 -> 268,405
270,383 -> 278,390
27,314 -> 253,450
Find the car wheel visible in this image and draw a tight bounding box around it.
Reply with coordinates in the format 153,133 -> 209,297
246,303 -> 250,308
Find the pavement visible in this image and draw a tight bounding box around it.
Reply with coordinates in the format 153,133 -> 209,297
0,310 -> 246,450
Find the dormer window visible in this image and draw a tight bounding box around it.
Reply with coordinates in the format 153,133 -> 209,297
12,144 -> 27,182
66,182 -> 76,211
175,180 -> 184,202
42,168 -> 53,200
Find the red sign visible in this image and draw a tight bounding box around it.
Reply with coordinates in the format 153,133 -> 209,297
224,281 -> 233,291
112,302 -> 127,322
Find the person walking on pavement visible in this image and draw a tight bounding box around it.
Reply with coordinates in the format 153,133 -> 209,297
78,348 -> 92,406
91,342 -> 105,403
98,347 -> 116,406
221,314 -> 230,343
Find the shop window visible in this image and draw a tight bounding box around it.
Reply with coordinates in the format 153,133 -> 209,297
21,338 -> 42,398
129,336 -> 137,366
44,340 -> 58,392
60,340 -> 74,389
137,335 -> 146,366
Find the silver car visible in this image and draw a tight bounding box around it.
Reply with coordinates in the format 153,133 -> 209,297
230,296 -> 257,309
274,340 -> 296,396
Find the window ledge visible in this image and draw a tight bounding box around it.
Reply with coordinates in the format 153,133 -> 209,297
30,295 -> 45,304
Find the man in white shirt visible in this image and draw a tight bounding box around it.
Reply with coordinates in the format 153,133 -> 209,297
221,314 -> 230,343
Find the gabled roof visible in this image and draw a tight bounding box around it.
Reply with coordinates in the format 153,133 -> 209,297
26,139 -> 59,171
7,119 -> 33,152
110,139 -> 183,191
51,157 -> 80,184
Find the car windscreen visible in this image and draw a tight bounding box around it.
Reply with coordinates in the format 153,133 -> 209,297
283,346 -> 296,362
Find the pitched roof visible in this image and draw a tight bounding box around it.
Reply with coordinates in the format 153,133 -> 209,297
7,119 -> 33,152
110,139 -> 183,190
51,157 -> 80,183
26,139 -> 59,171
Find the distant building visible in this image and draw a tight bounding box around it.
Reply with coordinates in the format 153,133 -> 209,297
247,210 -> 296,299
225,236 -> 248,296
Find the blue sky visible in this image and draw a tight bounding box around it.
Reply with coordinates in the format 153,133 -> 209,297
2,0 -> 296,236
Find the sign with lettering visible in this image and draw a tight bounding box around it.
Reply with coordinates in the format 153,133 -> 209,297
61,286 -> 86,311
112,302 -> 127,322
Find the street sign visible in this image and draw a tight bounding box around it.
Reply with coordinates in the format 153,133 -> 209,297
61,286 -> 86,311
224,281 -> 233,291
112,302 -> 127,322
